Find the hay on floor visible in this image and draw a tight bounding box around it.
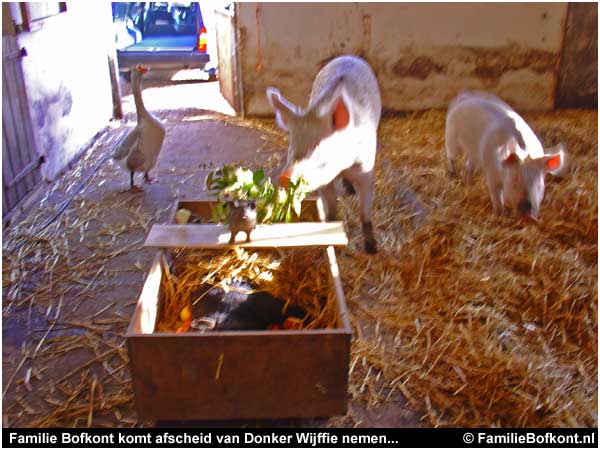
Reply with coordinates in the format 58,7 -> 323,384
2,108 -> 596,428
333,109 -> 597,427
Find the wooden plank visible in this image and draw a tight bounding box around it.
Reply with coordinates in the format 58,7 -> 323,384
127,252 -> 163,335
19,3 -> 31,32
9,45 -> 38,193
2,123 -> 18,212
3,37 -> 28,203
215,9 -> 236,111
107,53 -> 123,119
2,187 -> 8,218
4,157 -> 41,188
144,222 -> 348,249
2,67 -> 26,204
128,330 -> 349,420
2,35 -> 42,215
326,245 -> 351,331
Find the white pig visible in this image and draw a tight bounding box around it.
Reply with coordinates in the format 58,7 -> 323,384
266,55 -> 382,253
445,91 -> 565,221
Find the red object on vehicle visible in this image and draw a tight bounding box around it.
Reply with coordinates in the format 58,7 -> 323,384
198,26 -> 207,53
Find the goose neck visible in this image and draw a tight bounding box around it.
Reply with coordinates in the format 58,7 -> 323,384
132,74 -> 149,117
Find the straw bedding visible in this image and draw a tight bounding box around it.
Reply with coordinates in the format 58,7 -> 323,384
2,131 -> 159,427
227,109 -> 597,427
2,109 -> 596,427
333,109 -> 598,427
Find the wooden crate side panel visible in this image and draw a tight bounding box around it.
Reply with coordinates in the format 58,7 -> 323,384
127,252 -> 162,335
176,200 -> 216,221
326,246 -> 351,331
128,332 -> 350,420
174,198 -> 322,222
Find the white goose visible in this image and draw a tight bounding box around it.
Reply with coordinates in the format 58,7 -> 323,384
113,65 -> 166,192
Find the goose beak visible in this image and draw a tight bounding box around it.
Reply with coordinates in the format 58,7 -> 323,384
137,65 -> 149,74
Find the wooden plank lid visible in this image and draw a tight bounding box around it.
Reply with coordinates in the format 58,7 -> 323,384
143,222 -> 348,249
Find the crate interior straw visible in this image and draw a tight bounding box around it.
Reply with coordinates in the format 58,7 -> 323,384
126,198 -> 352,420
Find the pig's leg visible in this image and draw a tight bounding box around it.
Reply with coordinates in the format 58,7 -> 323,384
342,177 -> 356,195
229,230 -> 238,244
445,126 -> 461,177
351,169 -> 377,254
486,178 -> 504,215
320,181 -> 338,221
465,159 -> 475,185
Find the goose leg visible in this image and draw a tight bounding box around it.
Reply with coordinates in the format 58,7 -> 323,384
130,171 -> 143,193
144,172 -> 157,184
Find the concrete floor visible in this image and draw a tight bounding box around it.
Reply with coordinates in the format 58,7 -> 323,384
2,79 -> 420,427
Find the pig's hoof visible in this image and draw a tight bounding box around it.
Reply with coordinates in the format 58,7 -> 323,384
365,241 -> 378,254
447,163 -> 458,178
342,178 -> 356,195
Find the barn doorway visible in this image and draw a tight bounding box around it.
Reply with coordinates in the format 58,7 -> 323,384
110,1 -> 241,119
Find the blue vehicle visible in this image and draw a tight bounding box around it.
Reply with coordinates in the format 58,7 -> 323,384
112,2 -> 210,78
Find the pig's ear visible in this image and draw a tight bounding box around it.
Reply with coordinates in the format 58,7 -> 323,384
502,152 -> 520,167
266,87 -> 296,131
332,98 -> 350,131
540,144 -> 565,175
315,84 -> 351,132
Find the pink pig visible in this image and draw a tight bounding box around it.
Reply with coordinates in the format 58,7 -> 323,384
266,55 -> 381,253
445,91 -> 565,222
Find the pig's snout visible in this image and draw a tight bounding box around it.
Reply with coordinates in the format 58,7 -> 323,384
278,175 -> 290,188
279,167 -> 293,188
518,199 -> 538,223
517,198 -> 532,216
517,199 -> 539,223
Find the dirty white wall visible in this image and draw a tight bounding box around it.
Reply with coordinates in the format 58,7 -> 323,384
236,2 -> 568,115
11,2 -> 115,181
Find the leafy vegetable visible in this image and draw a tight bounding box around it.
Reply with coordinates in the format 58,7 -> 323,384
206,166 -> 309,223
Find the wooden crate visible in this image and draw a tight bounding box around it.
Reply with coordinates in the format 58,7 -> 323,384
126,199 -> 351,421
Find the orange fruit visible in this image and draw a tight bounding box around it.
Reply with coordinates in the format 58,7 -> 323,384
180,306 -> 192,322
